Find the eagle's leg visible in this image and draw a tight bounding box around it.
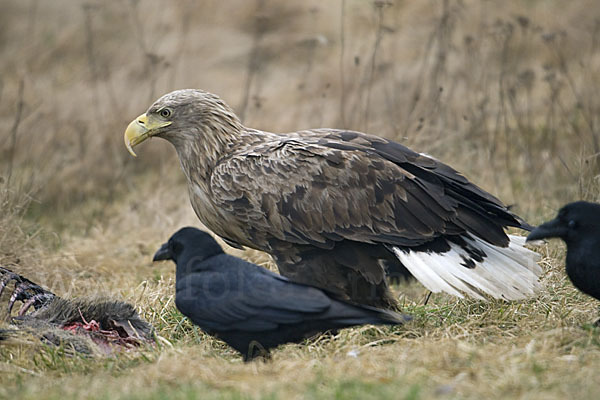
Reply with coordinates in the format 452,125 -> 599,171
380,258 -> 413,284
346,270 -> 398,309
271,247 -> 398,309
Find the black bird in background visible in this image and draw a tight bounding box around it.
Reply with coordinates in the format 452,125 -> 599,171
527,201 -> 600,305
153,227 -> 410,361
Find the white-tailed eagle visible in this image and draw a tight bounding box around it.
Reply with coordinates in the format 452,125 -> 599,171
124,89 -> 541,308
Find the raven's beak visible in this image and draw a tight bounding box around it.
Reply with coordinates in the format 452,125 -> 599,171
526,218 -> 567,242
153,242 -> 173,262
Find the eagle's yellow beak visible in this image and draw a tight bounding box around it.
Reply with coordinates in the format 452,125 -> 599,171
124,114 -> 172,157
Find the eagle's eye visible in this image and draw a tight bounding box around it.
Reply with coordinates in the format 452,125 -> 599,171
159,108 -> 172,118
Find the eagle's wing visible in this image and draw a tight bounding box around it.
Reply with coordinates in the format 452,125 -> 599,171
209,130 -> 541,301
210,130 -> 523,250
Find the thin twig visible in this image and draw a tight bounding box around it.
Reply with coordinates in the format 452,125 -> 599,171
363,1 -> 386,132
6,79 -> 25,187
339,0 -> 347,127
168,0 -> 192,90
239,0 -> 266,123
82,4 -> 104,131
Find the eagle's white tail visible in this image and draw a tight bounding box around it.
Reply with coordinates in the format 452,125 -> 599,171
392,235 -> 542,300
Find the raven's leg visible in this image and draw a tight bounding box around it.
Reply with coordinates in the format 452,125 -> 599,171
245,340 -> 271,362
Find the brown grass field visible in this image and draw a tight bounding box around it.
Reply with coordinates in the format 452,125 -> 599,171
1,0 -> 600,398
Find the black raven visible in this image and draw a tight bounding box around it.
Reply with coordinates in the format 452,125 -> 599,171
153,227 -> 411,361
527,201 -> 600,303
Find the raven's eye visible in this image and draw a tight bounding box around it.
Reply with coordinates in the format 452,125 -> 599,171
159,108 -> 172,118
568,220 -> 576,229
172,241 -> 184,254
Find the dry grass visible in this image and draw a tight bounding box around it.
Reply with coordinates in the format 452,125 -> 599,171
1,0 -> 600,398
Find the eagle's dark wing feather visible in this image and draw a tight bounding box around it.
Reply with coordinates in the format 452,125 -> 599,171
210,130 -> 524,253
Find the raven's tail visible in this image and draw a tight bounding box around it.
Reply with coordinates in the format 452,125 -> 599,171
326,300 -> 411,327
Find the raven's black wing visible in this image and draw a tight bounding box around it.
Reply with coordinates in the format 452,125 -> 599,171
175,254 -> 335,332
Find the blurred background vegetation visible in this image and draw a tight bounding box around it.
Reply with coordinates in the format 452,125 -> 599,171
2,0 -> 600,226
1,1 -> 600,398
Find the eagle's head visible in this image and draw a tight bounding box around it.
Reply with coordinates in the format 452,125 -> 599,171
124,89 -> 241,157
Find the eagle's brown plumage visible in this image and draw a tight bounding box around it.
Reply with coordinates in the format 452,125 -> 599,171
125,89 -> 542,308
